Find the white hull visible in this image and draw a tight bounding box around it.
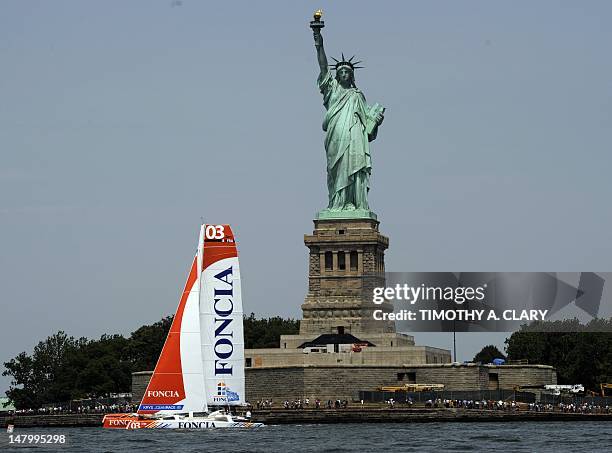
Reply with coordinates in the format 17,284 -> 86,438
145,418 -> 263,429
104,411 -> 263,429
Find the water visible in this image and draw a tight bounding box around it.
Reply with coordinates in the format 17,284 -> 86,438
3,422 -> 612,452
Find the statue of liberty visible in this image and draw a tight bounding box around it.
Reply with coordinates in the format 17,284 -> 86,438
311,11 -> 385,218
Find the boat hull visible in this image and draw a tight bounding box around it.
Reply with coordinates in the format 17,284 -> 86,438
103,414 -> 263,429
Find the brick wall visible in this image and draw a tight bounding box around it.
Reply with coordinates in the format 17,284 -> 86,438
243,364 -> 557,402
133,363 -> 556,404
245,367 -> 306,403
495,365 -> 557,388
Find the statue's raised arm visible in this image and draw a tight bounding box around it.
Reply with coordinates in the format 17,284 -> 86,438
310,10 -> 328,79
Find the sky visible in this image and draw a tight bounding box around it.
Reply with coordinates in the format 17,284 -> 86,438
1,1 -> 612,394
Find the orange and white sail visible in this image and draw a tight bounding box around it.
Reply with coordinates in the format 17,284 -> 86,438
137,226 -> 208,415
200,224 -> 245,406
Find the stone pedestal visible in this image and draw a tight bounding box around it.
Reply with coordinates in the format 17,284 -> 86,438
299,217 -> 395,338
241,215 -> 451,386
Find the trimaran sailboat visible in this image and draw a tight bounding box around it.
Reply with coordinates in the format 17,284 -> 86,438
103,224 -> 263,429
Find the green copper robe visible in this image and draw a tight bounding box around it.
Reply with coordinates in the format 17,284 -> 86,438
319,71 -> 375,211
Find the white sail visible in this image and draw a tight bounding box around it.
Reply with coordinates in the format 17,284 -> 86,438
199,224 -> 245,406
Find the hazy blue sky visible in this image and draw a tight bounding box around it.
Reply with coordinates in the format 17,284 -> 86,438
2,1 -> 612,393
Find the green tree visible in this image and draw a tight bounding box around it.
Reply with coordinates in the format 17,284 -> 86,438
3,352 -> 37,409
243,313 -> 300,349
3,331 -> 80,408
127,316 -> 173,371
473,345 -> 506,364
72,334 -> 132,397
505,318 -> 612,391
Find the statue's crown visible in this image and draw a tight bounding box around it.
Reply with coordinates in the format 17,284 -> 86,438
330,53 -> 363,71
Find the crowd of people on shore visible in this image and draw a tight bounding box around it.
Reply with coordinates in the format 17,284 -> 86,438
410,398 -> 612,413
255,398 -> 350,410
251,396 -> 612,414
423,398 -> 517,410
4,398 -> 610,416
530,402 -> 610,414
5,403 -> 138,416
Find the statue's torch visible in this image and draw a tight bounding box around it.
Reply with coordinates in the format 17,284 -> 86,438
309,9 -> 325,32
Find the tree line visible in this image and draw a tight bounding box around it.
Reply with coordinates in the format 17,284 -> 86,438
473,318 -> 612,391
2,314 -> 299,409
503,318 -> 612,391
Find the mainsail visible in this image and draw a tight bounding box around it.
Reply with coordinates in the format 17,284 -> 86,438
200,224 -> 245,406
137,226 -> 208,415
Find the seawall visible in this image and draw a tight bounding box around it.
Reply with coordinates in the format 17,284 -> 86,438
255,408 -> 612,424
1,414 -> 103,428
